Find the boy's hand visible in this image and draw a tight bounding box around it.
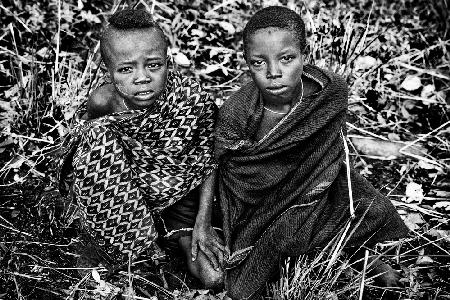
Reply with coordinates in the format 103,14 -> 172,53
191,222 -> 224,270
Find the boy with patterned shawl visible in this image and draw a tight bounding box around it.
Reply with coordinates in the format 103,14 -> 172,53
58,9 -> 224,289
215,6 -> 410,299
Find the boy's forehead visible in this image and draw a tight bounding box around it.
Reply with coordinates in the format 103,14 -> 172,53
250,27 -> 294,39
248,27 -> 298,46
103,28 -> 166,60
107,27 -> 164,45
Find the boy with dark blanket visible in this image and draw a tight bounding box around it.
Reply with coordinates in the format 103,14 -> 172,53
215,6 -> 409,299
59,9 -> 224,289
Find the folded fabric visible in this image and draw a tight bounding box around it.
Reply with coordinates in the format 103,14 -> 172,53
58,71 -> 217,268
215,65 -> 409,299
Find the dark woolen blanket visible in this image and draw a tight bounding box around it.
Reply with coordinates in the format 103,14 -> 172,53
215,65 -> 409,299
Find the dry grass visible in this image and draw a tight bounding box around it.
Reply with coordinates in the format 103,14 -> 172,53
0,0 -> 449,299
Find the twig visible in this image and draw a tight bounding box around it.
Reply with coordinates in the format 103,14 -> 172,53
118,271 -> 175,297
346,122 -> 389,141
399,120 -> 450,168
395,61 -> 450,81
66,272 -> 91,300
358,250 -> 369,300
400,120 -> 450,153
0,221 -> 33,237
325,220 -> 352,272
8,24 -> 24,91
1,132 -> 54,144
13,274 -> 24,300
9,271 -> 42,280
391,91 -> 443,104
52,0 -> 62,102
1,240 -> 75,247
206,0 -> 239,14
391,200 -> 444,218
341,129 -> 355,218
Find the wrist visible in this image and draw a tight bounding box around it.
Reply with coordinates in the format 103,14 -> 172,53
195,214 -> 211,227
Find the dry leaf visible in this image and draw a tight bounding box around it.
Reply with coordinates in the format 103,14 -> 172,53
354,55 -> 378,70
350,137 -> 427,159
402,212 -> 425,231
201,64 -> 221,74
433,201 -> 450,211
417,160 -> 444,173
404,182 -> 424,203
191,29 -> 206,37
388,133 -> 401,141
421,84 -> 435,98
91,269 -> 101,283
219,21 -> 235,34
351,137 -> 400,158
427,229 -> 450,242
401,75 -> 422,91
174,52 -> 190,67
416,255 -> 434,265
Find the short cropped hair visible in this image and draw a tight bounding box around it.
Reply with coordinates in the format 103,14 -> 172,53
243,6 -> 306,57
100,9 -> 168,66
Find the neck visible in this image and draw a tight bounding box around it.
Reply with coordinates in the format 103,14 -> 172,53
263,103 -> 291,114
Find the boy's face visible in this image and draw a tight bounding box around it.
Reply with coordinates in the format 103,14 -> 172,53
246,27 -> 304,106
105,28 -> 168,109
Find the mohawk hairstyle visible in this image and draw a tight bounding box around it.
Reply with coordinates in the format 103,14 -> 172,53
108,9 -> 159,29
243,6 -> 306,57
100,9 -> 168,66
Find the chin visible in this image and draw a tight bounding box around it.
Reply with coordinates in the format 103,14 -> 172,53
135,99 -> 156,107
264,94 -> 292,104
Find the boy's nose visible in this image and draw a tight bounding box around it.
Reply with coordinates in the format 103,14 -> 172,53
135,67 -> 151,84
266,63 -> 282,79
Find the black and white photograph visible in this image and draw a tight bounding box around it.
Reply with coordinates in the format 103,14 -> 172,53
0,0 -> 449,299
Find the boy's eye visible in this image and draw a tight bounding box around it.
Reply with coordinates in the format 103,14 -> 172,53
147,63 -> 163,70
117,67 -> 132,73
250,60 -> 265,67
281,55 -> 295,63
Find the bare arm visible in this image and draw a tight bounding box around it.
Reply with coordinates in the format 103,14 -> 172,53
191,169 -> 224,269
196,170 -> 216,226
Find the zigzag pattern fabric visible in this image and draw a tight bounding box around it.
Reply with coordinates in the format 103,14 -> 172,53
58,71 -> 217,265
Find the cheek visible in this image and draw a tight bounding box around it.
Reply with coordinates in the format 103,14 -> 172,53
249,70 -> 266,87
113,73 -> 133,84
154,70 -> 168,91
287,65 -> 303,84
113,78 -> 135,96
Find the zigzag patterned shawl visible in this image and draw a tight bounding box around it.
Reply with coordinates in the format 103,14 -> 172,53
215,65 -> 409,299
59,71 -> 217,267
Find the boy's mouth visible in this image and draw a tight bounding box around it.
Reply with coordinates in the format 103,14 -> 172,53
134,90 -> 155,101
266,85 -> 288,95
135,90 -> 153,96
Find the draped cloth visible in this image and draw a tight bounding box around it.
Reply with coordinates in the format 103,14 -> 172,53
215,65 -> 409,299
58,71 -> 217,268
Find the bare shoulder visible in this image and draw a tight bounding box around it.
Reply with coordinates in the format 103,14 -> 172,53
84,84 -> 117,120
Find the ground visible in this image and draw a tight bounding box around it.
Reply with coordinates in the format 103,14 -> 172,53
0,0 -> 449,299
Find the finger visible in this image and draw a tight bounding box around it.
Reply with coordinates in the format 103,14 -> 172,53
209,242 -> 225,258
213,239 -> 225,252
219,248 -> 224,265
191,241 -> 198,262
212,234 -> 225,246
200,244 -> 219,270
214,245 -> 224,266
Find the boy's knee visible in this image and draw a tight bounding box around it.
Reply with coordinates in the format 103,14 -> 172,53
200,267 -> 224,290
